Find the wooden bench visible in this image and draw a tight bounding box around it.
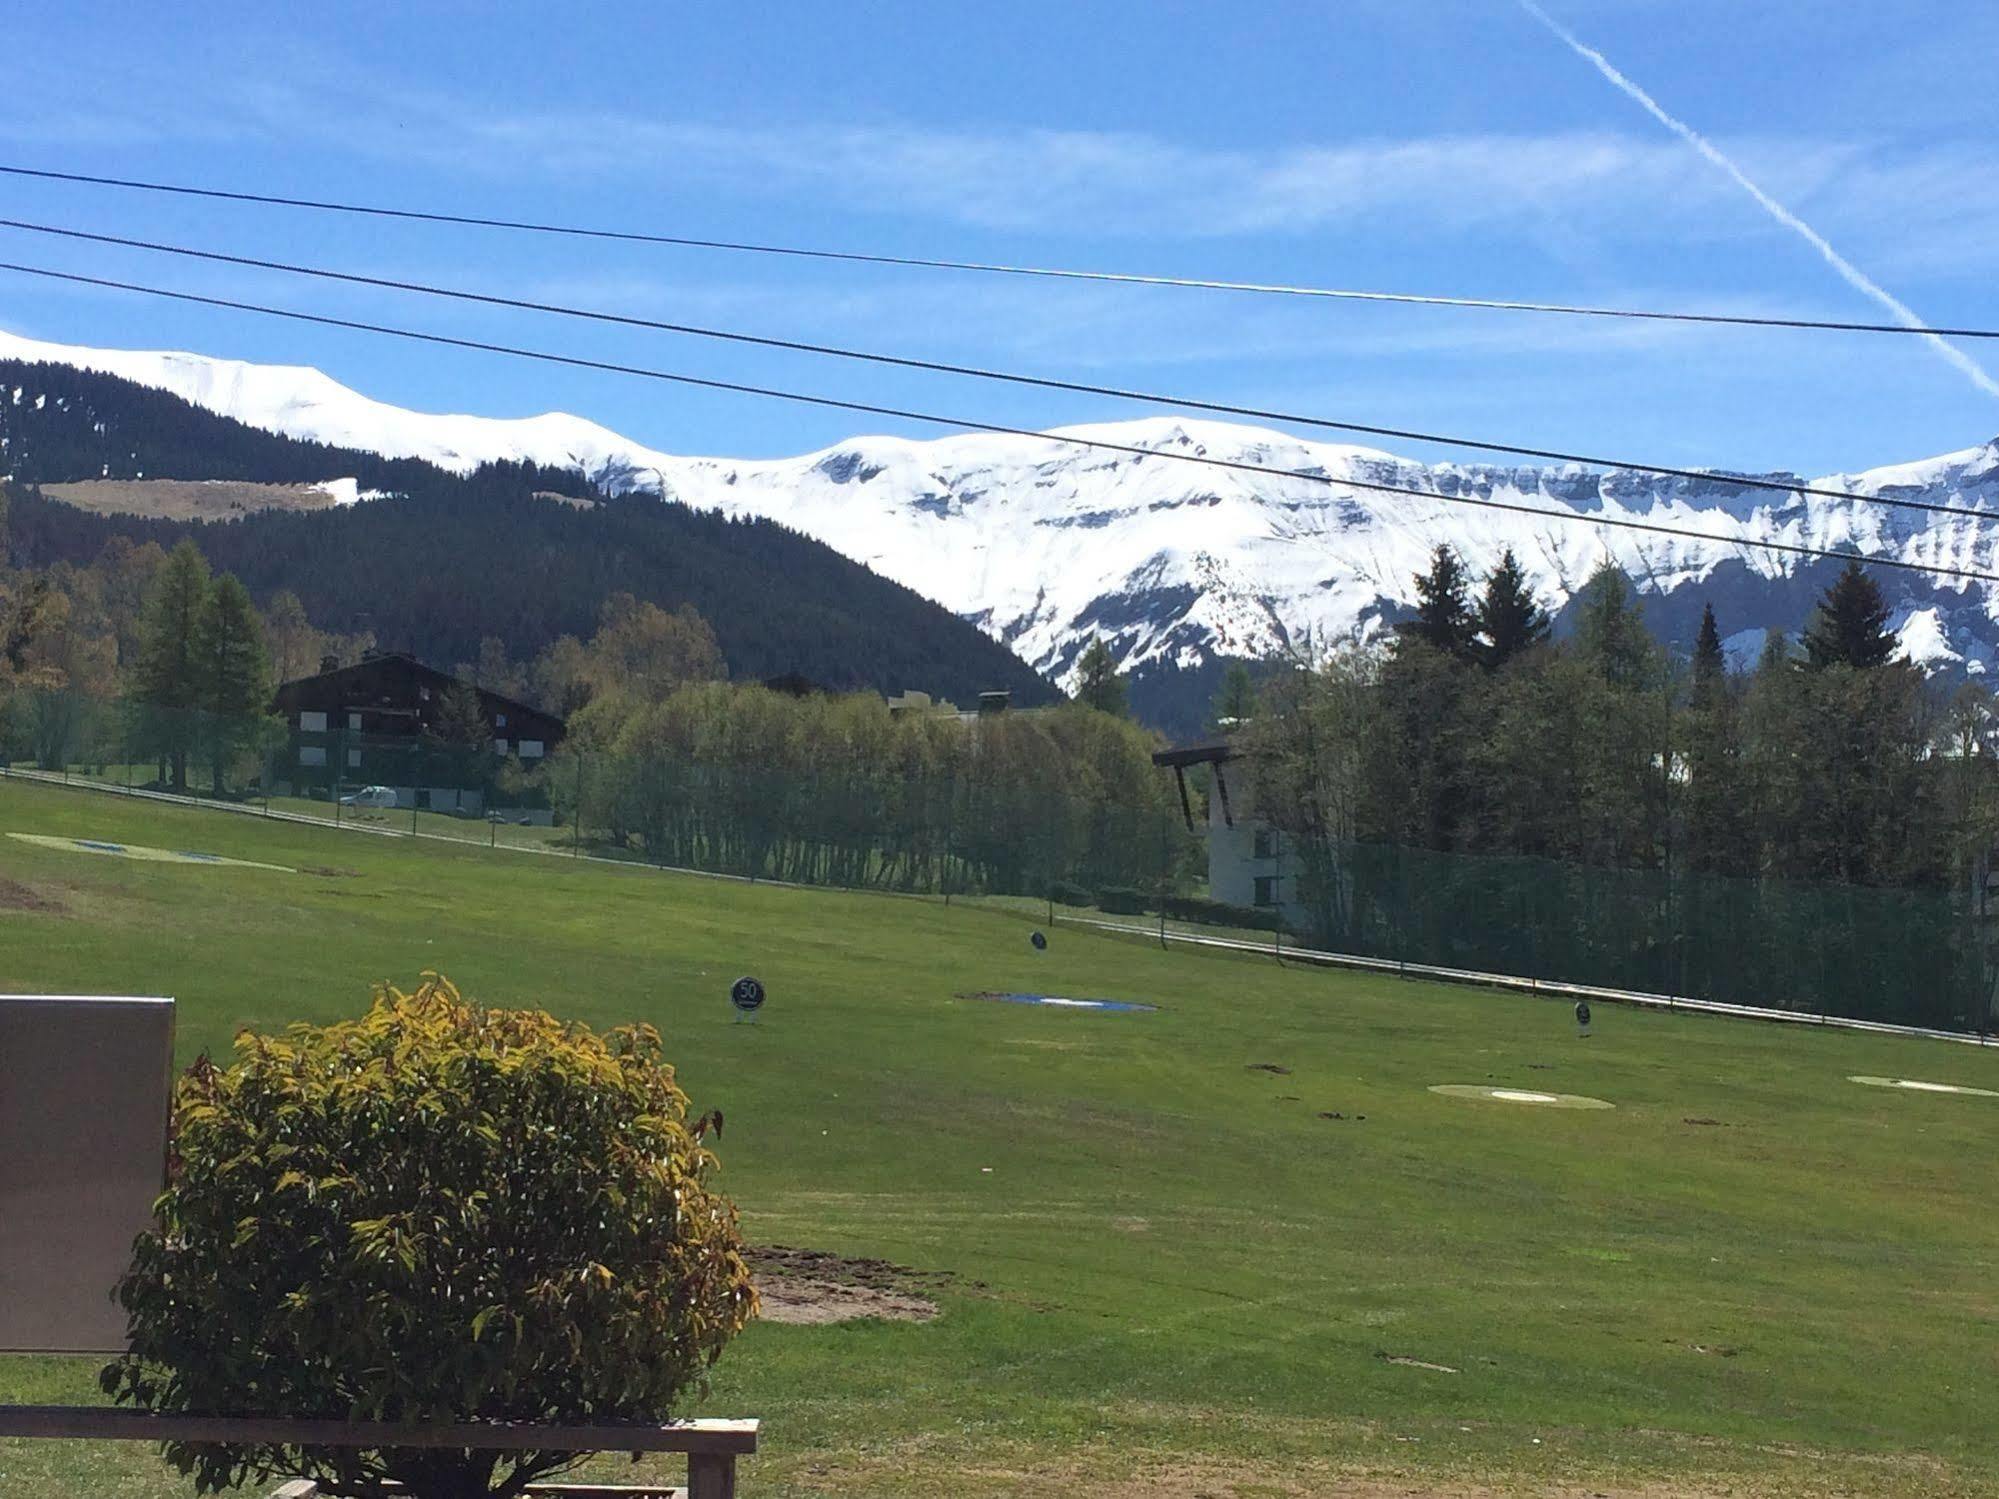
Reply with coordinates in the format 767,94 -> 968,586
0,1405 -> 758,1499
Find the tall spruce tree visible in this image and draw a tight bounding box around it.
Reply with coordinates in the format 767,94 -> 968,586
195,573 -> 272,796
1404,545 -> 1477,662
1211,661 -> 1258,730
133,539 -> 212,791
1474,549 -> 1550,670
1691,604 -> 1726,706
1803,559 -> 1897,669
1074,637 -> 1128,717
1682,603 -> 1742,873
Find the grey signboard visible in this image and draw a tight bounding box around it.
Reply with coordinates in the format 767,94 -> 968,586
0,995 -> 175,1353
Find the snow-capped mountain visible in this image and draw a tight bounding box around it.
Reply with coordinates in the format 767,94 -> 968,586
8,327 -> 1999,727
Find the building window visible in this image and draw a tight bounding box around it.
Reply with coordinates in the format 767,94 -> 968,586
298,746 -> 327,767
1253,828 -> 1276,860
347,749 -> 362,768
518,739 -> 545,759
493,738 -> 509,756
495,712 -> 507,728
298,710 -> 328,733
1253,875 -> 1278,908
347,712 -> 362,731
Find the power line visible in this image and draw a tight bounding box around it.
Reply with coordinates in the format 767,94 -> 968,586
5,161 -> 1998,342
4,257 -> 1992,586
1,215 -> 1989,528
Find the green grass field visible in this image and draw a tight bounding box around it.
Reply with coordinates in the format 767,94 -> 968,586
2,775 -> 1997,1498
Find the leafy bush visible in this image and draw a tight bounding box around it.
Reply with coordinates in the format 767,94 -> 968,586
1095,885 -> 1148,915
1160,894 -> 1289,932
101,974 -> 757,1499
1046,878 -> 1093,907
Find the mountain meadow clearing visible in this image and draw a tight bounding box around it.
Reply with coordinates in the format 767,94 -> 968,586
1,776 -> 1996,1498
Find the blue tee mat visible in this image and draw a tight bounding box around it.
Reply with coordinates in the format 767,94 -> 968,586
960,990 -> 1157,1014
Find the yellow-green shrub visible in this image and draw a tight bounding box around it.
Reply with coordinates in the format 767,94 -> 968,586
101,974 -> 756,1498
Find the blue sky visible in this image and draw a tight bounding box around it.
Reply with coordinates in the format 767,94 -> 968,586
2,0 -> 1996,476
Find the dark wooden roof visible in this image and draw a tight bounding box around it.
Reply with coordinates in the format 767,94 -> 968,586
272,653 -> 566,738
1150,737 -> 1238,769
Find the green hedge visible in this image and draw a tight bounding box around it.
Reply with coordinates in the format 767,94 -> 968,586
1160,893 -> 1288,933
1096,885 -> 1147,915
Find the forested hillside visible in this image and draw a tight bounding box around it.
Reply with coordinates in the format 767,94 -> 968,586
0,359 -> 1054,701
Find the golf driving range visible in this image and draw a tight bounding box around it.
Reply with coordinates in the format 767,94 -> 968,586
2,775 -> 1996,1497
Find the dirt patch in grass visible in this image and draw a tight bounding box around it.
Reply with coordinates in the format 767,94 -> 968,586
299,865 -> 363,879
0,875 -> 63,913
1246,1061 -> 1292,1075
751,1244 -> 963,1325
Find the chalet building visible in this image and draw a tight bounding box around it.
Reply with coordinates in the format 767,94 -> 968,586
886,688 -> 1030,724
271,653 -> 566,818
1152,738 -> 1308,927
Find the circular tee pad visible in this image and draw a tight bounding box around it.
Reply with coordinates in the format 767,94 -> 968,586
1849,1075 -> 1999,1099
1429,1084 -> 1614,1110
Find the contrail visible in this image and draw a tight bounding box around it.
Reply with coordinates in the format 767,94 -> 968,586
1518,0 -> 1999,401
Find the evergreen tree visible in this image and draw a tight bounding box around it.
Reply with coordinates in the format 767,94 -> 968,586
1210,662 -> 1257,731
1074,638 -> 1128,717
1803,559 -> 1897,669
1403,545 -> 1476,661
1691,603 -> 1726,704
133,539 -> 211,790
1473,549 -> 1550,670
195,573 -> 272,796
1682,603 -> 1743,873
1572,564 -> 1659,689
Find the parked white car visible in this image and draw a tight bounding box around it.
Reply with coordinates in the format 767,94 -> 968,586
338,785 -> 399,809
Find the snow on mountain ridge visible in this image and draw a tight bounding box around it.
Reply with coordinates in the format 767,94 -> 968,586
8,327 -> 1999,704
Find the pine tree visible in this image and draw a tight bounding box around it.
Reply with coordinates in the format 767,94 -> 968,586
1074,638 -> 1128,717
133,539 -> 211,790
1404,545 -> 1476,661
1474,549 -> 1550,670
1682,603 -> 1742,872
195,573 -> 272,796
1691,603 -> 1726,706
1573,563 -> 1658,689
1803,559 -> 1896,669
1211,662 -> 1257,731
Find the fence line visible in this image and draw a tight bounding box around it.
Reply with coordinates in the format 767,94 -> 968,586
4,761 -> 1992,1052
1065,914 -> 1999,1048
